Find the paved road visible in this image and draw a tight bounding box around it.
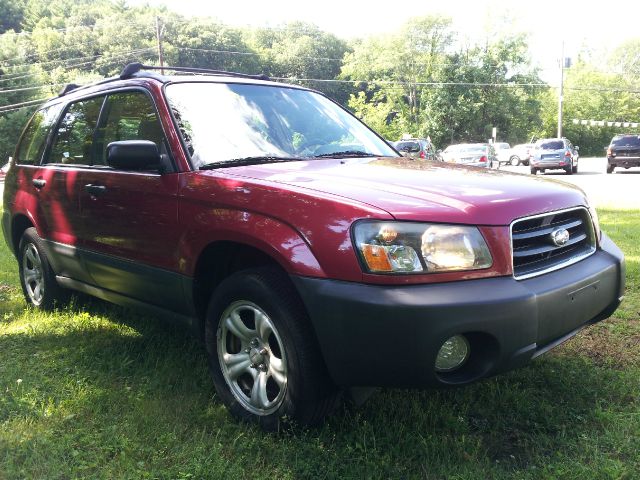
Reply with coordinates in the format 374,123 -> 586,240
500,157 -> 640,210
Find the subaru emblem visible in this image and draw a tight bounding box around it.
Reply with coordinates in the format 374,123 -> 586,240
550,228 -> 570,247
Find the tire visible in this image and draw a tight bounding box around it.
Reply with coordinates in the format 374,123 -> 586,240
18,227 -> 69,310
565,166 -> 573,175
530,167 -> 537,175
205,267 -> 339,431
510,156 -> 520,166
607,164 -> 615,174
572,163 -> 578,174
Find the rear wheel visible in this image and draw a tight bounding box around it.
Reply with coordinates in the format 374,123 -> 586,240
18,227 -> 68,309
606,164 -> 615,174
510,156 -> 520,166
572,162 -> 578,174
530,167 -> 538,175
205,267 -> 339,431
565,165 -> 573,175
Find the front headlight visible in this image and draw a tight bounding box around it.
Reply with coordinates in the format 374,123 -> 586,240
353,221 -> 493,274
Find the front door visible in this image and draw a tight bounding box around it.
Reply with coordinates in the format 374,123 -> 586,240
76,90 -> 185,313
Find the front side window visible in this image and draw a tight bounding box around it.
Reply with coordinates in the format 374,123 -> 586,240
48,96 -> 105,165
165,82 -> 397,168
98,91 -> 166,166
15,104 -> 63,165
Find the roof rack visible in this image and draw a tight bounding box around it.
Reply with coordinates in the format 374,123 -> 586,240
56,63 -> 271,98
119,63 -> 270,81
58,83 -> 81,96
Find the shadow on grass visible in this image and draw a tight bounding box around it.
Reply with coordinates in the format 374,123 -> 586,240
2,293 -> 638,478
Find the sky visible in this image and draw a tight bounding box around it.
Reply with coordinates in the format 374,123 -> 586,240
130,0 -> 640,82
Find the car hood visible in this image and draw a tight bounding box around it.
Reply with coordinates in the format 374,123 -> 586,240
216,157 -> 589,225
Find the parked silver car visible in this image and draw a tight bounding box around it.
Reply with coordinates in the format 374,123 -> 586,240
530,138 -> 579,175
442,143 -> 497,168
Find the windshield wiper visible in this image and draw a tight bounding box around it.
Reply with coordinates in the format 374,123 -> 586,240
199,156 -> 303,170
312,150 -> 379,158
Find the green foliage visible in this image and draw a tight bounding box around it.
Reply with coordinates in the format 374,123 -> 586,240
342,17 -> 546,149
0,0 -> 639,158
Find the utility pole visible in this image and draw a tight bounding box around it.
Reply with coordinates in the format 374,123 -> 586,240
557,41 -> 565,138
156,16 -> 165,75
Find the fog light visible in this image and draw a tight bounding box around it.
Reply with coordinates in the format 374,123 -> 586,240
435,335 -> 470,372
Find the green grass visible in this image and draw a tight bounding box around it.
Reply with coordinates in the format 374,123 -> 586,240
1,210 -> 639,479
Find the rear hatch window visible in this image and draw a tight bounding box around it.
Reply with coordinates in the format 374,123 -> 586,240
611,135 -> 640,147
396,141 -> 420,152
539,140 -> 564,150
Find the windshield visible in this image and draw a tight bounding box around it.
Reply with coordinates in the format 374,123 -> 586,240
611,135 -> 640,147
539,140 -> 564,150
165,82 -> 397,167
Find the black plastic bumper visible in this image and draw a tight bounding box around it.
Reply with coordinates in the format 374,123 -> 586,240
291,234 -> 625,388
608,156 -> 640,168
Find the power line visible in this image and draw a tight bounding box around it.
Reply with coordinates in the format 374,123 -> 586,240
272,76 -> 549,88
0,97 -> 49,112
0,83 -> 65,94
0,48 -> 155,84
177,46 -> 344,63
2,47 -> 155,74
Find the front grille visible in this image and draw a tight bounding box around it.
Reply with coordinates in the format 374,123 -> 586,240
511,207 -> 596,280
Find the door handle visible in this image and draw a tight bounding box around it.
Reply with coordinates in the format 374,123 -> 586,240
32,178 -> 46,189
84,184 -> 107,196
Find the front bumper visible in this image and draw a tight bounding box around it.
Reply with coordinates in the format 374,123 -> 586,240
291,234 -> 624,388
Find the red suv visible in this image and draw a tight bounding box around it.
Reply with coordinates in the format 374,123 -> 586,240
2,64 -> 625,430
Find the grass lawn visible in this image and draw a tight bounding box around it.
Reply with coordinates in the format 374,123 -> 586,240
1,209 -> 638,479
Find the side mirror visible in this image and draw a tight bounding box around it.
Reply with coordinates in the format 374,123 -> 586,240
107,140 -> 161,171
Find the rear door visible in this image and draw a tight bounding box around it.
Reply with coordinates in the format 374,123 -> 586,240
76,89 -> 186,312
16,99 -> 102,283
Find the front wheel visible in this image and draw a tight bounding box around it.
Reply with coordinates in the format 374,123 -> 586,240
205,267 -> 339,431
530,167 -> 538,175
510,156 -> 520,166
18,227 -> 68,309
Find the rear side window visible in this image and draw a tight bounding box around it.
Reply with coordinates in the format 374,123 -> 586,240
15,104 -> 63,165
98,91 -> 165,165
611,135 -> 640,147
47,96 -> 105,166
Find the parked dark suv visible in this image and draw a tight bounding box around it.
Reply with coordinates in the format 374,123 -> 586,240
2,64 -> 625,430
606,134 -> 640,173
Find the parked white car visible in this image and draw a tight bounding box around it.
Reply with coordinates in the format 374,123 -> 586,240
493,142 -> 512,168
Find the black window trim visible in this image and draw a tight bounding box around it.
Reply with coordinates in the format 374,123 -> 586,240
13,101 -> 65,166
40,86 -> 176,174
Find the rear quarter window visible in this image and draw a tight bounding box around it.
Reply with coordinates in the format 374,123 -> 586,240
15,104 -> 63,165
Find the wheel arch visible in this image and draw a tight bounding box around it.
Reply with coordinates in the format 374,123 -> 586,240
10,213 -> 35,256
190,240 -> 317,340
